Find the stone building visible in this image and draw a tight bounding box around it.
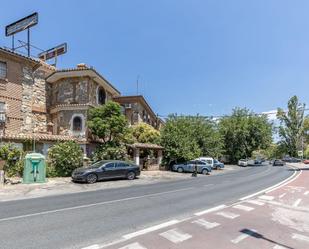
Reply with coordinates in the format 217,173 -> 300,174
0,48 -> 163,160
113,95 -> 164,130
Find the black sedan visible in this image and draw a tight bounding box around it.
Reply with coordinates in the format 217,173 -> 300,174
72,160 -> 140,183
273,159 -> 285,166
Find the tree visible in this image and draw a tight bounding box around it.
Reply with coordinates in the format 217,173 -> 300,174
277,96 -> 305,157
88,101 -> 128,144
219,108 -> 272,163
160,115 -> 223,165
87,101 -> 130,160
131,122 -> 161,144
304,116 -> 309,144
48,141 -> 83,177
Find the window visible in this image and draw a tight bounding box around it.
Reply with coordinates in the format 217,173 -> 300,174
105,163 -> 115,169
116,162 -> 128,168
98,87 -> 106,105
0,102 -> 5,123
0,62 -> 7,79
72,116 -> 82,131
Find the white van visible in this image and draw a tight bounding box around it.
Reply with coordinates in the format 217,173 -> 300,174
196,157 -> 213,166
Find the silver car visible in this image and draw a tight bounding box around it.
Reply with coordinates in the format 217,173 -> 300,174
172,160 -> 212,175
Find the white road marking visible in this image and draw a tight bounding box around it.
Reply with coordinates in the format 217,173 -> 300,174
258,195 -> 274,201
231,229 -> 257,244
118,242 -> 147,249
273,245 -> 288,249
239,169 -> 300,201
233,204 -> 254,212
279,193 -> 286,198
160,228 -> 192,243
216,211 -> 239,219
292,233 -> 309,243
192,218 -> 220,229
82,245 -> 100,249
0,187 -> 194,223
123,220 -> 180,239
304,191 -> 309,196
245,200 -> 265,206
204,184 -> 214,187
293,198 -> 302,207
194,205 -> 227,216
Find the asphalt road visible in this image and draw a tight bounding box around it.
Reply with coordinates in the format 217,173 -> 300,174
0,164 -> 293,249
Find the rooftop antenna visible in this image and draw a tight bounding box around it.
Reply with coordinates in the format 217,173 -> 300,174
136,75 -> 140,95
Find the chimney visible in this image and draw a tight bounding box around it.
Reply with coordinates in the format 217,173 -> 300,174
77,63 -> 88,69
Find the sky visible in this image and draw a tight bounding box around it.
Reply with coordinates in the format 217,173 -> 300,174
0,0 -> 308,118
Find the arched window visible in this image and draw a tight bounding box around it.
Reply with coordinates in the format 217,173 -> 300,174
73,116 -> 82,131
98,87 -> 106,105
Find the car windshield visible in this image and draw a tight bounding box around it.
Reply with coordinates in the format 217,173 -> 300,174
89,160 -> 112,168
214,159 -> 219,163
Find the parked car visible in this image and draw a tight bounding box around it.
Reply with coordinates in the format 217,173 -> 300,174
282,157 -> 301,163
213,159 -> 225,169
172,160 -> 212,175
304,159 -> 309,164
238,159 -> 248,167
273,159 -> 285,166
196,157 -> 224,169
72,160 -> 140,183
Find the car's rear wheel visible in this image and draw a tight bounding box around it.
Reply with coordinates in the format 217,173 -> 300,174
177,167 -> 184,173
202,169 -> 209,175
127,171 -> 136,180
86,173 -> 97,184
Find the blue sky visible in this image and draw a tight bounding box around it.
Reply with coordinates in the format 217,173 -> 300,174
0,0 -> 308,117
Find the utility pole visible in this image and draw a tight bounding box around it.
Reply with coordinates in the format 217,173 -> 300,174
136,75 -> 140,95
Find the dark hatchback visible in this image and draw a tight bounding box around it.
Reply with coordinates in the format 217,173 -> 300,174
72,160 -> 140,184
273,159 -> 285,166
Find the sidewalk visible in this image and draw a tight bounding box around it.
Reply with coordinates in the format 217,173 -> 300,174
99,164 -> 309,249
0,165 -> 241,202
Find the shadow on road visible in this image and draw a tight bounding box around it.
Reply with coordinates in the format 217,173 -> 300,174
240,228 -> 294,249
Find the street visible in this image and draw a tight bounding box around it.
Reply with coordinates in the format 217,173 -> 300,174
0,164 -> 293,249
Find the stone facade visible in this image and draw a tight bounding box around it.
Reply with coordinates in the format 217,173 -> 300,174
0,49 -> 162,157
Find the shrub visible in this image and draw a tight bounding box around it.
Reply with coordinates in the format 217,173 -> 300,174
48,141 -> 83,177
0,144 -> 24,177
92,142 -> 128,162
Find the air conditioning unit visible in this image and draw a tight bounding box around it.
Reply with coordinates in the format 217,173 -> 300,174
124,104 -> 132,109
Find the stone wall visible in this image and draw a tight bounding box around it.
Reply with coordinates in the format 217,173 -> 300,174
20,66 -> 51,134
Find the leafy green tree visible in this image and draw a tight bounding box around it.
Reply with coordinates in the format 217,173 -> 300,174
161,115 -> 223,165
131,122 -> 161,144
88,101 -> 128,144
304,145 -> 309,159
277,96 -> 305,157
304,116 -> 309,144
88,101 -> 130,160
219,108 -> 272,163
48,141 -> 83,177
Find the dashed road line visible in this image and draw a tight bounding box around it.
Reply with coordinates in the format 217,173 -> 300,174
233,204 -> 254,212
292,233 -> 309,243
192,218 -> 220,229
216,211 -> 239,219
118,242 -> 147,249
194,204 -> 226,216
123,220 -> 180,239
273,245 -> 289,249
231,229 -> 257,244
279,193 -> 286,198
245,200 -> 265,206
159,228 -> 192,243
258,195 -> 274,201
293,198 -> 302,207
304,191 -> 309,196
82,245 -> 100,249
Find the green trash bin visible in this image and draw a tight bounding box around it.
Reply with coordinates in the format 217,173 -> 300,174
23,153 -> 46,184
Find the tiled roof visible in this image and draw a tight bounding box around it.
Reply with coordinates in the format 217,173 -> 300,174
46,67 -> 120,94
2,133 -> 75,142
0,47 -> 56,71
129,143 -> 164,150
